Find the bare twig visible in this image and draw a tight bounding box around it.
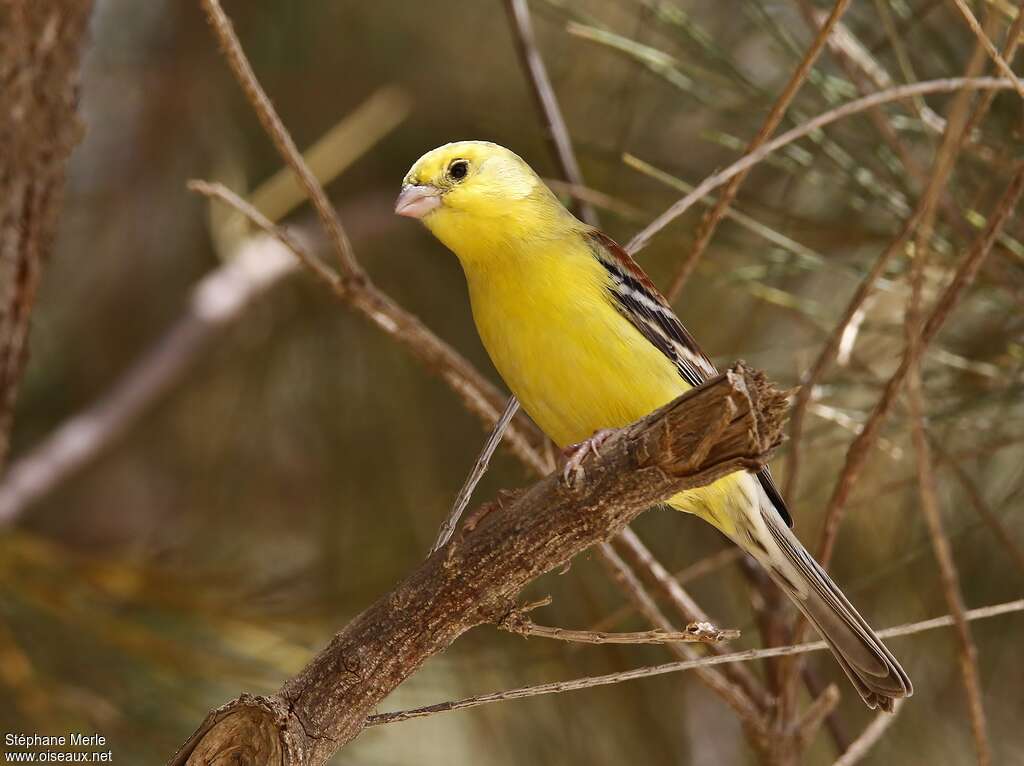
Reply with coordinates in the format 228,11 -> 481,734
198,0 -> 361,278
504,0 -> 598,225
798,0 -> 936,198
815,162 -> 1024,568
803,665 -> 854,753
963,2 -> 1024,137
900,45 -> 992,759
613,527 -> 770,710
501,603 -> 740,644
793,683 -> 841,750
582,547 -> 743,635
595,541 -> 765,728
907,379 -> 991,765
831,699 -> 905,766
951,0 -> 1024,98
786,51 -> 1008,704
365,599 -> 1024,726
432,396 -> 521,553
625,76 -> 1018,255
623,153 -> 827,264
245,86 -> 412,223
663,0 -> 852,301
786,14 -> 997,506
189,182 -> 335,287
934,442 -> 1024,575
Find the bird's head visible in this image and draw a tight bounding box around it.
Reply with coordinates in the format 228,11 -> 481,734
396,141 -> 576,261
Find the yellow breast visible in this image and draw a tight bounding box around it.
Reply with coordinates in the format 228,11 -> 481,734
464,236 -> 686,448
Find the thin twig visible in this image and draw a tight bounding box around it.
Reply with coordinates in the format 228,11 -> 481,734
582,547 -> 743,635
596,541 -> 765,726
908,382 -> 991,764
431,396 -> 521,553
803,665 -> 855,753
198,0 -> 361,278
774,28 -> 992,699
625,76 -> 1017,255
831,699 -> 905,766
663,0 -> 852,301
785,28 -> 995,502
790,6 -> 996,515
964,2 -> 1024,138
951,0 -> 1024,99
793,683 -> 841,750
798,0 -> 936,195
815,162 -> 1024,568
934,442 -> 1024,575
901,40 -> 992,758
189,182 -> 337,288
365,598 -> 1024,726
623,153 -> 827,264
502,613 -> 740,645
504,0 -> 599,225
613,527 -> 771,711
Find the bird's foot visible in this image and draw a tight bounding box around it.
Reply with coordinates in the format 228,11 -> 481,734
560,429 -> 617,486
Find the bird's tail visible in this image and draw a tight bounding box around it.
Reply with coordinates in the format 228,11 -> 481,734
722,481 -> 913,711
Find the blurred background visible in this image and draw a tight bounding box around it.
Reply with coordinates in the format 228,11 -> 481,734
2,0 -> 1023,763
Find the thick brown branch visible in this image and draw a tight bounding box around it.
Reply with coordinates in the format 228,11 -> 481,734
168,363 -> 786,766
0,1 -> 92,468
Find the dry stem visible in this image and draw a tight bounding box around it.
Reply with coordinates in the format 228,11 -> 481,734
504,0 -> 599,225
664,0 -> 852,301
951,0 -> 1024,98
625,76 -> 1017,255
366,599 -> 1023,727
815,162 -> 1024,568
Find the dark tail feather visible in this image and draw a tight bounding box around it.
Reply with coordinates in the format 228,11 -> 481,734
753,506 -> 913,711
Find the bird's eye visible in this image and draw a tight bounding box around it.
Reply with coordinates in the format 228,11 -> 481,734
448,159 -> 469,182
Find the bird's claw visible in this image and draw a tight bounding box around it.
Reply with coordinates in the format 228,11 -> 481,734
560,429 -> 617,486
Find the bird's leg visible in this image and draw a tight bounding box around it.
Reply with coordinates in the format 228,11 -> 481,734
560,428 -> 617,485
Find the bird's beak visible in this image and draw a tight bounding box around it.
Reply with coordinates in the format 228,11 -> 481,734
395,184 -> 442,219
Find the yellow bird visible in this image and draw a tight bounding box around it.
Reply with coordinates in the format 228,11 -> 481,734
396,141 -> 911,710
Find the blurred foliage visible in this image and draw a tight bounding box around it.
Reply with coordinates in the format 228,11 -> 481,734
3,0 -> 1024,763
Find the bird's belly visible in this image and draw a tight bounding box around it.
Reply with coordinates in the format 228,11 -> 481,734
468,268 -> 749,537
471,285 -> 687,448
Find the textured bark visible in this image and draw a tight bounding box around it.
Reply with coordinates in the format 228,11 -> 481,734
0,1 -> 92,467
170,363 -> 787,766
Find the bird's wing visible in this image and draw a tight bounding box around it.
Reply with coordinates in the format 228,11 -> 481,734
585,229 -> 793,528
